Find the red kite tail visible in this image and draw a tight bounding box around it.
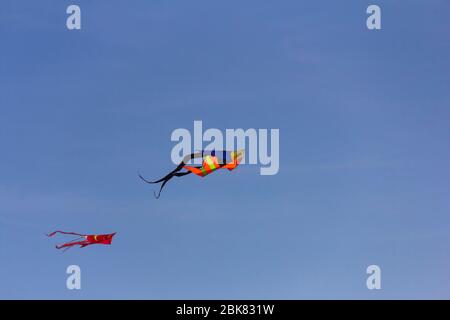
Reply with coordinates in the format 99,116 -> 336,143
47,231 -> 86,237
55,239 -> 89,250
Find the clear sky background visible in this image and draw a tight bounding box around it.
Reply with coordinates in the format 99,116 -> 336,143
0,0 -> 449,299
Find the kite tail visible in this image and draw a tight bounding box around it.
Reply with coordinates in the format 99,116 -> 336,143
153,179 -> 170,199
138,173 -> 164,184
55,239 -> 89,249
139,161 -> 193,199
138,173 -> 167,199
138,158 -> 186,184
138,173 -> 166,198
47,231 -> 86,237
61,246 -> 72,253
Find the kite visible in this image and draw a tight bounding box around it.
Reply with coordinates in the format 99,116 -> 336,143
139,149 -> 244,198
47,230 -> 116,250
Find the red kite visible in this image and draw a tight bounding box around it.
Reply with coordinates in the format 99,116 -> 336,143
139,149 -> 244,198
47,231 -> 116,250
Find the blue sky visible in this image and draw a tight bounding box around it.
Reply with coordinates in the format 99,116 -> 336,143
0,0 -> 449,299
